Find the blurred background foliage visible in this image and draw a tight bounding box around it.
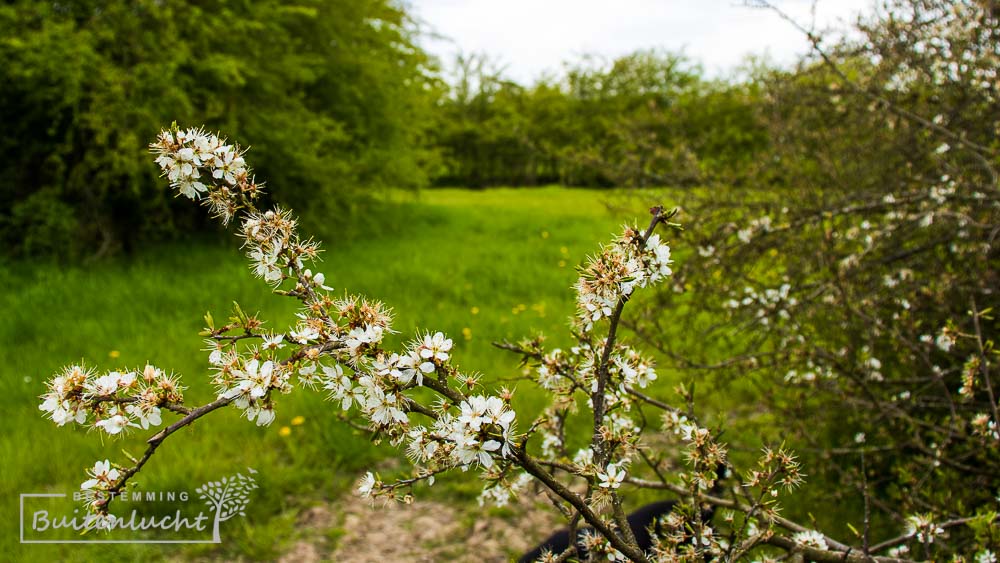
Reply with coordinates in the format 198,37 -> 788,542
0,0 -> 776,260
429,49 -> 767,189
0,0 -> 439,258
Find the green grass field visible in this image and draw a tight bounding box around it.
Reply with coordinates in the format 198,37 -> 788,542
3,187 -> 651,561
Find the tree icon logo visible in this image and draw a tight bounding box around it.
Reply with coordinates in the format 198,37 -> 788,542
194,468 -> 259,542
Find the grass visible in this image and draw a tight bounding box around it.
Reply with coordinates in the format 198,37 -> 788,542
2,186 -> 642,561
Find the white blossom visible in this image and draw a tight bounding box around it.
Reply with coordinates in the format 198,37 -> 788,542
290,324 -> 320,344
644,233 -> 673,282
406,427 -> 439,462
418,332 -> 453,363
935,330 -> 956,352
597,463 -> 626,489
322,364 -> 362,411
125,404 -> 162,430
81,459 -> 120,490
262,333 -> 285,351
396,351 -> 434,386
358,471 -> 376,497
792,530 -> 828,550
573,447 -> 594,467
346,325 -> 384,356
95,411 -> 131,435
222,359 -> 276,400
905,514 -> 945,544
250,244 -> 283,283
362,379 -> 408,426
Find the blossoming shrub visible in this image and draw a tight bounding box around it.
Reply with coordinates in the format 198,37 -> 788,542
628,0 -> 999,556
39,124 -> 997,561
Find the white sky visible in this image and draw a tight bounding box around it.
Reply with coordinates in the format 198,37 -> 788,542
409,0 -> 876,83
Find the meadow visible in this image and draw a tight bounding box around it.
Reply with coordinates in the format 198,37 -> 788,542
2,187 -> 646,561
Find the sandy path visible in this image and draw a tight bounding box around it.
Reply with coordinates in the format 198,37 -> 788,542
278,492 -> 561,562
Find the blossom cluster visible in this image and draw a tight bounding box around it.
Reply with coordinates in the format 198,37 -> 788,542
579,529 -> 628,562
650,509 -> 726,561
518,341 -> 653,485
297,322 -> 521,483
40,128 -> 530,525
575,226 -> 673,330
78,459 -> 122,530
737,215 -> 773,243
434,395 -> 517,469
216,358 -> 291,426
792,529 -> 828,550
355,393 -> 519,501
905,514 -> 946,544
477,472 -> 533,507
479,221 -> 691,523
241,207 -> 322,289
723,283 -> 796,327
39,364 -> 183,436
150,127 -> 256,222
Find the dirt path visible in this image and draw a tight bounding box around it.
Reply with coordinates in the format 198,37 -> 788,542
278,492 -> 561,562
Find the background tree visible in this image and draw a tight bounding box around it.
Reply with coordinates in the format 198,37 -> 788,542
429,50 -> 765,189
0,0 -> 438,258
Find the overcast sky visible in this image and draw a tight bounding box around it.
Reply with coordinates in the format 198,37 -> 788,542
409,0 -> 875,83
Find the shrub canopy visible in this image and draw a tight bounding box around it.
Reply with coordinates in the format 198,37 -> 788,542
0,0 -> 438,257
